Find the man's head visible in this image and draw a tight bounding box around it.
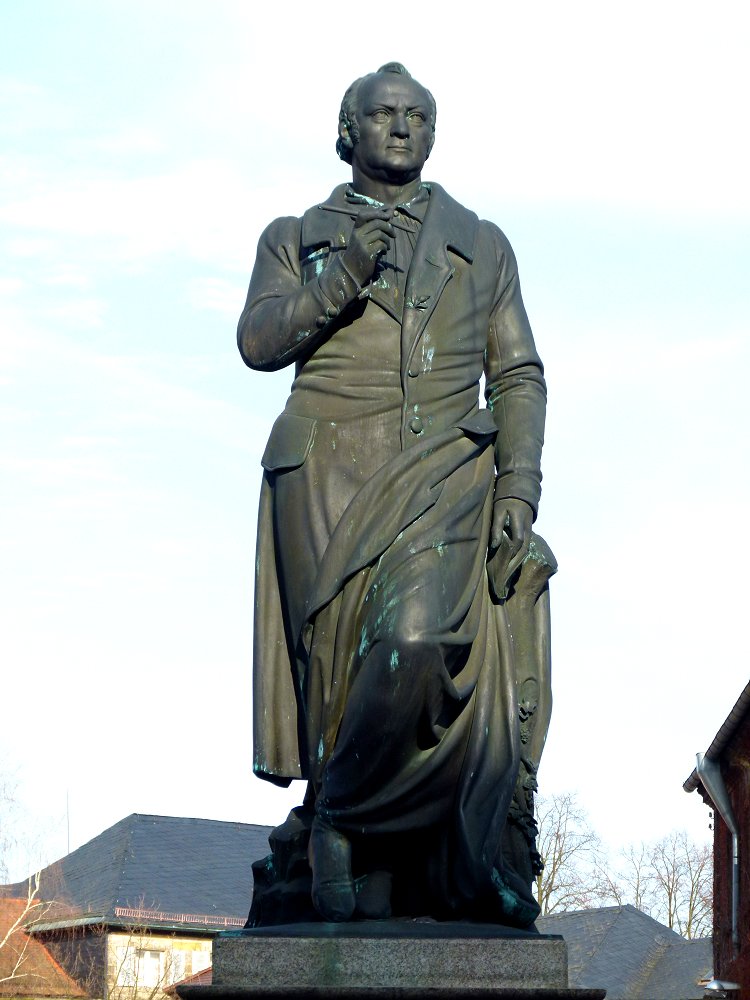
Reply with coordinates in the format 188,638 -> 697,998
336,63 -> 436,168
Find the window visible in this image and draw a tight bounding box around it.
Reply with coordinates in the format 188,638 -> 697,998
137,950 -> 162,988
191,950 -> 211,974
114,946 -> 163,988
170,950 -> 186,985
115,946 -> 136,987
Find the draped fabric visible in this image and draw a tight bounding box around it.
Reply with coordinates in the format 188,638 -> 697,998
255,399 -> 527,918
242,183 -> 548,925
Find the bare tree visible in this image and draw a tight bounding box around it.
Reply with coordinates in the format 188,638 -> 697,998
534,792 -> 713,938
0,873 -> 58,992
101,898 -> 207,1000
619,842 -> 654,912
107,927 -> 180,1000
0,766 -> 19,883
43,900 -> 193,1000
595,842 -> 656,913
2,773 -> 41,988
648,830 -> 712,939
535,792 -> 606,914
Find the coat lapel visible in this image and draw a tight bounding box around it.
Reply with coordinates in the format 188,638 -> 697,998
299,183 -> 480,370
301,185 -> 356,251
401,183 -> 479,370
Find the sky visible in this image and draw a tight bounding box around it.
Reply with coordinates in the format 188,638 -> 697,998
1,1 -> 748,884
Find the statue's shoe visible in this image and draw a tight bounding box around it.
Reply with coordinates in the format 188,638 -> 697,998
309,817 -> 355,921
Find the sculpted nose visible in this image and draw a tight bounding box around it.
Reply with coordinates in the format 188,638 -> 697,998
391,114 -> 409,137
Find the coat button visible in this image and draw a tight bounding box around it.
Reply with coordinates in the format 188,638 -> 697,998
326,306 -> 339,318
409,416 -> 423,434
407,367 -> 419,378
316,316 -> 327,328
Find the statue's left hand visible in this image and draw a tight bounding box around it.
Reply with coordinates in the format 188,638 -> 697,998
490,497 -> 533,560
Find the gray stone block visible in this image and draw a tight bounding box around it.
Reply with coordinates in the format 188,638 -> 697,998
176,923 -> 606,998
216,933 -> 565,990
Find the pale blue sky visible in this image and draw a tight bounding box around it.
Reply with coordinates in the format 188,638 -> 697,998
2,1 -> 748,880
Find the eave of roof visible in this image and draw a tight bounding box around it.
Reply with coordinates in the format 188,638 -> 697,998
28,916 -> 106,933
29,916 -> 230,936
684,679 -> 750,793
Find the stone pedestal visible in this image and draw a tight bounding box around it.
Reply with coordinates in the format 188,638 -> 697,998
177,922 -> 605,999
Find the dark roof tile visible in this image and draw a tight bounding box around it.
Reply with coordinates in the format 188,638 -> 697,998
538,905 -> 711,999
2,815 -> 272,930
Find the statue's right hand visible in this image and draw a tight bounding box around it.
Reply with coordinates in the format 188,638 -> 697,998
341,208 -> 395,286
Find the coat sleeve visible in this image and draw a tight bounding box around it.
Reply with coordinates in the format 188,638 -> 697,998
237,216 -> 362,371
483,224 -> 547,518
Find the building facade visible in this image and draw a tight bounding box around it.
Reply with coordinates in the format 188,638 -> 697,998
685,680 -> 750,996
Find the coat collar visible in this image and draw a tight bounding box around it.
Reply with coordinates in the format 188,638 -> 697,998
301,182 -> 478,263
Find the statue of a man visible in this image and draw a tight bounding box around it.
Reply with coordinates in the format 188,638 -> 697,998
238,62 -> 552,928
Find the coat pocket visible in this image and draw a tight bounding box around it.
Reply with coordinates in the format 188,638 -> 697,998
261,412 -> 316,471
456,408 -> 497,439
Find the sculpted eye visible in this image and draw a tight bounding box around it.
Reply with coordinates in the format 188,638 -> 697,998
409,111 -> 426,123
371,110 -> 389,123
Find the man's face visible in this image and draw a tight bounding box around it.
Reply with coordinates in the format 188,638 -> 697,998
351,74 -> 433,185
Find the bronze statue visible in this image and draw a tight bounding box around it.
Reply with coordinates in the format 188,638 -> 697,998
238,62 -> 555,928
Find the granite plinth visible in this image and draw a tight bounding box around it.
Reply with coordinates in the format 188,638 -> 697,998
176,922 -> 605,999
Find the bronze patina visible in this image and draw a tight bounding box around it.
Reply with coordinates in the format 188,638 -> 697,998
238,62 -> 555,928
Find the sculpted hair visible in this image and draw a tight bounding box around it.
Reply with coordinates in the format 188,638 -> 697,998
336,62 -> 437,165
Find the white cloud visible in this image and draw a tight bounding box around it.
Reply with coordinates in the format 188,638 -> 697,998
0,157 -> 319,270
84,126 -> 167,156
0,77 -> 73,135
0,276 -> 24,295
4,235 -> 59,258
45,297 -> 106,328
43,265 -> 92,288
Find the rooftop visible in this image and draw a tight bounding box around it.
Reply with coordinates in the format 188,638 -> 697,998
538,904 -> 712,999
684,679 -> 750,794
1,814 -> 273,933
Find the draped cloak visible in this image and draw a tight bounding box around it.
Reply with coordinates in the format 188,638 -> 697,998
238,183 -> 548,921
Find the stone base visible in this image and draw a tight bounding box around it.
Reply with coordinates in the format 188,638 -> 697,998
176,922 -> 605,999
181,990 -> 604,1000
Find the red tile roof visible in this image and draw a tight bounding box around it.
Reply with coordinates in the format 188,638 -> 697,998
0,898 -> 85,997
163,965 -> 212,995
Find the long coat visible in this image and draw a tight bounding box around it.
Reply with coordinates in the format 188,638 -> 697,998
238,182 -> 547,921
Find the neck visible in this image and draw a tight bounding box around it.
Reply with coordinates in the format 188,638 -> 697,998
350,170 -> 422,208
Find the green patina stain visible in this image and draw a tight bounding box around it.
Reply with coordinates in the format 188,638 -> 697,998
359,626 -> 370,658
522,538 -> 552,567
422,339 -> 436,372
389,649 -> 399,671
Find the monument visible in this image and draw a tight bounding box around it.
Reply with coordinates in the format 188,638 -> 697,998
179,63 -> 605,998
